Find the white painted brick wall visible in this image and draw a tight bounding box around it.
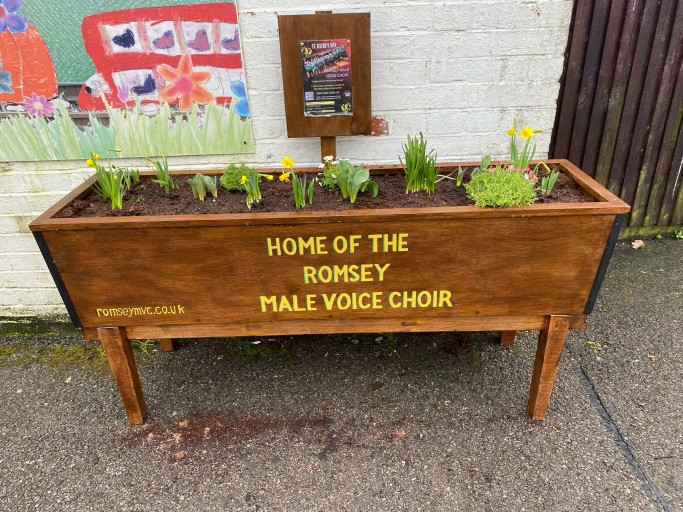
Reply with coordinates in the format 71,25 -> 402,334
0,0 -> 572,318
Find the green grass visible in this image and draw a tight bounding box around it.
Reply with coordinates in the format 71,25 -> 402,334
0,101 -> 253,162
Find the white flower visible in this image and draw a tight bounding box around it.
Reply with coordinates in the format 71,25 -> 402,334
318,162 -> 325,169
323,155 -> 334,162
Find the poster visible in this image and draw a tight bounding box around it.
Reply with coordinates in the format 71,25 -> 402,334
300,39 -> 352,117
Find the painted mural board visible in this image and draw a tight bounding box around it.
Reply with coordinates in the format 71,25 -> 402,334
0,1 -> 254,161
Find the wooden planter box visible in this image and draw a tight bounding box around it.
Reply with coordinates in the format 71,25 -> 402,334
29,160 -> 629,424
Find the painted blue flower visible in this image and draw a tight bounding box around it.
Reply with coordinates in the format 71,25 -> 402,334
0,0 -> 28,33
0,63 -> 13,94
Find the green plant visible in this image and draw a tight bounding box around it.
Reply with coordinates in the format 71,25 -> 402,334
318,155 -> 341,190
337,160 -> 378,203
242,171 -> 262,209
292,172 -> 307,209
187,173 -> 217,202
146,153 -> 176,193
471,155 -> 492,178
88,149 -> 139,210
220,163 -> 259,191
400,133 -> 437,194
465,164 -> 537,207
291,172 -> 317,209
539,166 -> 560,195
674,230 -> 683,240
508,118 -> 542,170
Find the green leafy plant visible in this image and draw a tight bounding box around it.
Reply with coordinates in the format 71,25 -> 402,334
674,230 -> 683,240
318,155 -> 342,191
540,167 -> 560,195
292,173 -> 311,209
146,153 -> 176,193
220,163 -> 259,191
508,118 -> 542,170
187,173 -> 217,202
337,160 -> 378,203
400,133 -> 437,194
471,155 -> 492,178
88,149 -> 139,210
242,172 -> 262,209
464,164 -> 537,207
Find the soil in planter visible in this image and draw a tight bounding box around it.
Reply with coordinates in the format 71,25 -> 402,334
56,169 -> 594,218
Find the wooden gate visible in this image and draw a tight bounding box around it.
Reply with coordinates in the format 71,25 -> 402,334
550,0 -> 682,236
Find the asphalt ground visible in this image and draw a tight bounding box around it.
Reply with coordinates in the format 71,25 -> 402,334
0,238 -> 680,511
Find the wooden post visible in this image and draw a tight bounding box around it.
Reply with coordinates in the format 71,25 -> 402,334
528,315 -> 570,420
159,338 -> 176,352
320,136 -> 337,162
98,327 -> 147,424
500,331 -> 516,346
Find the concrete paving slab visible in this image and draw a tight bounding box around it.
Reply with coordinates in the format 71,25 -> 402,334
569,239 -> 682,512
0,330 -> 655,511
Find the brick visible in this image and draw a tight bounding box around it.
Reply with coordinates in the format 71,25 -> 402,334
0,270 -> 53,288
0,233 -> 39,253
239,11 -> 279,39
0,253 -> 48,272
0,288 -> 62,306
433,2 -> 572,31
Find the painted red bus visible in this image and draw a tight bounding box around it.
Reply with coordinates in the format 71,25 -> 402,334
78,3 -> 246,112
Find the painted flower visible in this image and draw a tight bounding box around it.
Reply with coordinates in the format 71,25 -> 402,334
23,92 -> 54,117
0,63 -> 12,94
156,53 -> 214,112
281,156 -> 295,168
0,0 -> 28,33
117,84 -> 132,104
519,126 -> 535,139
279,172 -> 291,183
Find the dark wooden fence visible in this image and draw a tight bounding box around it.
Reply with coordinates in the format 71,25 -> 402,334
550,0 -> 682,236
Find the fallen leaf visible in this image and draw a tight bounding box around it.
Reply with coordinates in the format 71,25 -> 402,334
647,354 -> 656,361
631,240 -> 645,249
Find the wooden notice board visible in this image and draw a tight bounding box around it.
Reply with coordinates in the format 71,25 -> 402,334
278,13 -> 371,138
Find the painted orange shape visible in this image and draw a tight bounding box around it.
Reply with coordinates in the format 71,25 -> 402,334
0,22 -> 57,103
156,53 -> 213,112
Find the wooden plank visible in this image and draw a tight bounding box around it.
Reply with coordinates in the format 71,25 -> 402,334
552,0 -> 596,158
98,327 -> 147,424
43,211 -> 615,330
278,13 -> 371,138
580,0 -> 628,176
80,315 -> 588,341
658,113 -> 683,226
159,338 -> 176,352
500,331 -> 516,346
594,0 -> 646,186
622,0 -> 680,222
528,315 -> 571,420
605,0 -> 661,195
639,12 -> 683,226
320,136 -> 337,161
568,0 -> 612,166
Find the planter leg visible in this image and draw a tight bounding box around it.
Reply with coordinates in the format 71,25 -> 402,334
528,316 -> 570,420
98,327 -> 148,425
159,338 -> 176,352
500,331 -> 516,346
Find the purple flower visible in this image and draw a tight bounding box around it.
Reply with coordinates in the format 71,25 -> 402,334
0,0 -> 28,33
24,92 -> 55,117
